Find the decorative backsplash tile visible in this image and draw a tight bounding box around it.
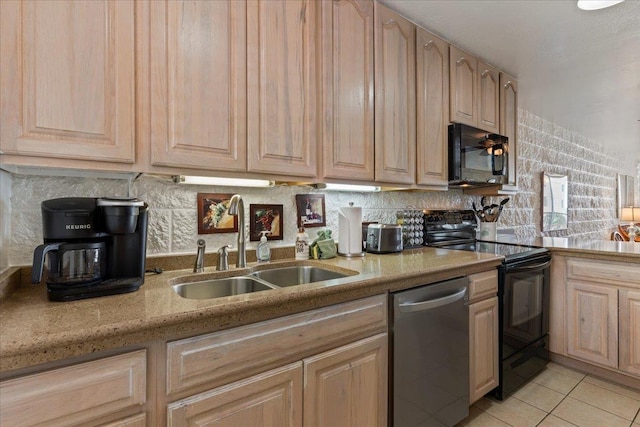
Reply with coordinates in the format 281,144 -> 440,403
2,109 -> 636,268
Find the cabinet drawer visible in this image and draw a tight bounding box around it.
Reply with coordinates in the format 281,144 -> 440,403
168,363 -> 303,426
567,259 -> 640,288
468,270 -> 498,303
167,294 -> 387,394
0,350 -> 146,427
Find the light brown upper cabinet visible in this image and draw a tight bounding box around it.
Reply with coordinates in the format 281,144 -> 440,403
147,0 -> 247,172
500,73 -> 519,190
374,3 -> 416,185
246,0 -> 319,178
449,45 -> 477,128
477,61 -> 500,134
0,0 -> 135,165
450,46 -> 499,134
320,0 -> 375,182
415,28 -> 449,189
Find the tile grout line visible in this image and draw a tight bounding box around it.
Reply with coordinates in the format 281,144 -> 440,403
532,372 -> 586,427
572,375 -> 640,423
541,374 -> 639,427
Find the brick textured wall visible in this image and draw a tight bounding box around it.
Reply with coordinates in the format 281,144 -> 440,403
497,109 -> 629,240
4,110 -> 637,266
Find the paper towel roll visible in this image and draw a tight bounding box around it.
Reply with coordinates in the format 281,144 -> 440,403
338,203 -> 363,256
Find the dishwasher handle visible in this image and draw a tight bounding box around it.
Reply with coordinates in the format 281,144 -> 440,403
398,287 -> 467,313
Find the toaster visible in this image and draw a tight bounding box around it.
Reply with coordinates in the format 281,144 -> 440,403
366,224 -> 403,253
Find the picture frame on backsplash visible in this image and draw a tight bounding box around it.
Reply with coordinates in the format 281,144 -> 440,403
542,172 -> 568,231
295,194 -> 326,228
617,174 -> 636,217
249,204 -> 284,241
197,193 -> 238,234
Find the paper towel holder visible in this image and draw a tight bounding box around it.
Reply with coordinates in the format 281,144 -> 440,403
338,202 -> 366,257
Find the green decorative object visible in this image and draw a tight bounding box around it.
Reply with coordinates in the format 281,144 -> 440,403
310,229 -> 337,260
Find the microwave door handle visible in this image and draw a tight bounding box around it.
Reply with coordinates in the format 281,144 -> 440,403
398,288 -> 467,313
507,259 -> 552,273
492,143 -> 504,175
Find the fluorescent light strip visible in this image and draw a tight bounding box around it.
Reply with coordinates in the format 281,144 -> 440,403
173,175 -> 274,188
577,0 -> 624,10
321,183 -> 381,192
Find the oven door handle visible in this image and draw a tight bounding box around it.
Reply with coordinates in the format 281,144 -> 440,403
398,288 -> 467,313
506,259 -> 551,273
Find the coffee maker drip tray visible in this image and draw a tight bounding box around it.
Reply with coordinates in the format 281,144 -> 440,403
47,277 -> 144,302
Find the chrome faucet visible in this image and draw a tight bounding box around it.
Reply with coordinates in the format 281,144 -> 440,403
227,194 -> 246,268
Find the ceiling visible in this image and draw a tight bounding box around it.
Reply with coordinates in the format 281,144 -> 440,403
381,0 -> 640,173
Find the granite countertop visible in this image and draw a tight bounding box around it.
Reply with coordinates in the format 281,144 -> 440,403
490,235 -> 640,263
0,248 -> 503,373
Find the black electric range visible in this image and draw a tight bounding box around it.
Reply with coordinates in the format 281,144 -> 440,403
423,210 -> 551,400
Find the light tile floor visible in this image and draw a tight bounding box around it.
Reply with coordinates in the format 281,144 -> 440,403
457,363 -> 640,427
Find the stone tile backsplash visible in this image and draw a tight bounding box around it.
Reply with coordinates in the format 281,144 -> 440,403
3,109 -> 637,267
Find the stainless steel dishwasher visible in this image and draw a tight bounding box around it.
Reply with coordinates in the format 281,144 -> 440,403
391,277 -> 469,427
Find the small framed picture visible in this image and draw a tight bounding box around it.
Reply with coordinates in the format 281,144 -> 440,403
249,204 -> 284,241
197,193 -> 238,234
296,194 -> 326,228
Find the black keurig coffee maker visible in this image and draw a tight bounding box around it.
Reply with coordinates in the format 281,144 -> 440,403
32,197 -> 149,301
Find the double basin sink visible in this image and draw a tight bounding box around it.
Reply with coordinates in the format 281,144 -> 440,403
172,263 -> 359,300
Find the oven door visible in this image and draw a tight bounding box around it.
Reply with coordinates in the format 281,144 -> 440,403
501,255 -> 551,359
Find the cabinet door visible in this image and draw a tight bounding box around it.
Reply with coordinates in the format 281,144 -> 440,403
148,0 -> 247,171
478,61 -> 500,133
0,350 -> 146,427
0,0 -> 135,164
469,297 -> 499,404
303,334 -> 387,427
415,28 -> 449,188
321,0 -> 375,182
477,60 -> 500,134
500,73 -> 518,190
619,290 -> 640,377
167,363 -> 303,427
374,3 -> 415,185
449,45 -> 477,127
566,281 -> 618,368
247,0 -> 318,178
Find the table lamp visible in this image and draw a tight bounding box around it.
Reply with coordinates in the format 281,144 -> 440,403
621,206 -> 640,242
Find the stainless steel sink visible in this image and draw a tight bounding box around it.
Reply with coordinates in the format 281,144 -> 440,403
172,276 -> 276,299
250,266 -> 352,288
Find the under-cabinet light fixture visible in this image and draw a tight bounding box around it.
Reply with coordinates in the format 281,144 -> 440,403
577,0 -> 624,10
314,183 -> 381,192
173,175 -> 275,188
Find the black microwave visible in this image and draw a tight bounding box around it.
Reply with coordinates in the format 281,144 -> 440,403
448,123 -> 508,187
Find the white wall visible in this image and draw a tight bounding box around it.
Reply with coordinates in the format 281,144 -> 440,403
3,110 -> 631,267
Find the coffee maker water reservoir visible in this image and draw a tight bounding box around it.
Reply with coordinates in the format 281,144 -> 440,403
32,197 -> 149,301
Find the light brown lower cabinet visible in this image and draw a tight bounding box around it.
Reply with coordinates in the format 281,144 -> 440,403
619,290 -> 640,376
566,281 -> 618,368
468,270 -> 499,404
167,333 -> 387,427
167,362 -> 303,426
165,295 -> 388,427
0,350 -> 147,427
550,256 -> 640,381
304,334 -> 388,427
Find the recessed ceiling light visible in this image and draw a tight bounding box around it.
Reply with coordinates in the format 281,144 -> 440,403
577,0 -> 624,10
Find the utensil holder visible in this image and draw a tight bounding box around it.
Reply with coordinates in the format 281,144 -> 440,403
479,222 -> 497,240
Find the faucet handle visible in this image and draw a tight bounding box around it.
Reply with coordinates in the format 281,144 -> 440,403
216,244 -> 232,271
193,239 -> 206,273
